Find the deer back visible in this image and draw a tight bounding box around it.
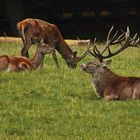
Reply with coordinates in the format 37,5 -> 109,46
7,56 -> 32,72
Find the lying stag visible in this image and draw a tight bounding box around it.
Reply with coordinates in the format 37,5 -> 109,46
17,18 -> 89,68
81,27 -> 140,101
0,41 -> 54,72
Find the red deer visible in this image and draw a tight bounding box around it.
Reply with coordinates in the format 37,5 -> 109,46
76,37 -> 92,46
17,18 -> 89,68
0,41 -> 54,72
81,27 -> 140,101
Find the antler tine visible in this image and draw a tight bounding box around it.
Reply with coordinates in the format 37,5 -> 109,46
95,45 -> 105,58
131,33 -> 138,41
77,50 -> 89,62
125,26 -> 130,39
130,33 -> 140,47
106,26 -> 114,44
89,26 -> 139,60
120,26 -> 139,46
88,47 -> 102,58
123,27 -> 139,47
135,37 -> 140,45
112,32 -> 125,44
77,38 -> 96,62
90,39 -> 99,57
100,26 -> 125,54
88,50 -> 97,57
100,27 -> 114,54
87,38 -> 103,58
99,26 -> 139,59
110,31 -> 118,42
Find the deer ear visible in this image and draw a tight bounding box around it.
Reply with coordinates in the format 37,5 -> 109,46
105,60 -> 112,66
102,60 -> 112,68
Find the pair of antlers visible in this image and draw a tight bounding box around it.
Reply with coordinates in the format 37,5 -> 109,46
88,26 -> 139,60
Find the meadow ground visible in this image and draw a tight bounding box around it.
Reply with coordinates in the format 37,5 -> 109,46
0,41 -> 140,140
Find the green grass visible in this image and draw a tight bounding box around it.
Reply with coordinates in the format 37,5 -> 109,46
0,42 -> 140,140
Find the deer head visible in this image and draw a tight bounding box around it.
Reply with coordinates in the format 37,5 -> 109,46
36,39 -> 54,54
66,50 -> 90,68
81,59 -> 112,74
81,26 -> 139,72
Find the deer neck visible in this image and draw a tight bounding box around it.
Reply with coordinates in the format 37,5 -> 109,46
57,40 -> 74,60
31,51 -> 44,69
92,67 -> 117,97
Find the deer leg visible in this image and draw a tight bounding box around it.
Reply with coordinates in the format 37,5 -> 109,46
47,40 -> 60,68
21,47 -> 29,58
39,50 -> 59,69
40,58 -> 44,68
52,50 -> 60,68
21,40 -> 32,58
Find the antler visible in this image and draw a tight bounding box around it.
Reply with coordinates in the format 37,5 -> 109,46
76,38 -> 98,62
76,48 -> 90,62
89,26 -> 139,60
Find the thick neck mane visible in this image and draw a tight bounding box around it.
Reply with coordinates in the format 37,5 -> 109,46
92,67 -> 121,97
102,67 -> 120,80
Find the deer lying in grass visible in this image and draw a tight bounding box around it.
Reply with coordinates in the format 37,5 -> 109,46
76,37 -> 92,46
17,18 -> 89,68
0,40 -> 54,72
81,27 -> 140,101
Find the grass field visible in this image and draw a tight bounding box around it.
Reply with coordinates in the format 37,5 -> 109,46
0,42 -> 140,140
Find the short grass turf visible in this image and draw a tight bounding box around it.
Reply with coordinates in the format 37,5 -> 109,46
0,42 -> 140,140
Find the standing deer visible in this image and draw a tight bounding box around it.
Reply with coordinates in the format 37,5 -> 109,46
0,41 -> 54,72
17,18 -> 89,68
81,27 -> 140,101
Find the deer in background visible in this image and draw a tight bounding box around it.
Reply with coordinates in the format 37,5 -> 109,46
0,40 -> 54,72
76,37 -> 92,46
81,27 -> 140,101
17,18 -> 89,68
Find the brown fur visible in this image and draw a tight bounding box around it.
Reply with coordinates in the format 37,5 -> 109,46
17,18 -> 81,68
0,56 -> 33,72
0,55 -> 10,71
81,59 -> 140,101
0,43 -> 53,72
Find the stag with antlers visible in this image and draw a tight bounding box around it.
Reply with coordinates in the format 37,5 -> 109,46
81,27 -> 140,101
17,18 -> 89,68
